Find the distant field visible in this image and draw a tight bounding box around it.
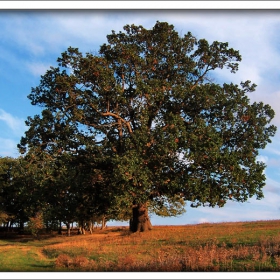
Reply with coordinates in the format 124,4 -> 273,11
1,220 -> 280,272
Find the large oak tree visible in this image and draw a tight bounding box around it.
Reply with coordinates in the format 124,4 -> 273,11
19,22 -> 276,232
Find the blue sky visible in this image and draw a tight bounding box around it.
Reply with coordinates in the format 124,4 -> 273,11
1,6 -> 280,228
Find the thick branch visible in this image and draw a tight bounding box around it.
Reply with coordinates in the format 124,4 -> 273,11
101,111 -> 133,134
88,103 -> 133,134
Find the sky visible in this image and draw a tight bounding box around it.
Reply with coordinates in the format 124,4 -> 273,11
1,4 -> 280,228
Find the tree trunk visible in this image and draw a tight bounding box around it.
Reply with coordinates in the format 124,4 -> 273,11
5,221 -> 9,232
88,221 -> 93,234
100,215 -> 106,230
130,201 -> 152,232
78,221 -> 85,234
66,222 -> 71,237
58,221 -> 62,235
18,220 -> 24,234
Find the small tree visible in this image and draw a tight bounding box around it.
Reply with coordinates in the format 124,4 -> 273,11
0,212 -> 9,226
19,21 -> 276,232
27,212 -> 44,238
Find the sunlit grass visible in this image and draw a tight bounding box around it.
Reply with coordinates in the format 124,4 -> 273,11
1,220 -> 280,271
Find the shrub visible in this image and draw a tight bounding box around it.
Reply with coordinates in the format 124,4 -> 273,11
27,212 -> 44,238
72,256 -> 89,268
55,254 -> 72,268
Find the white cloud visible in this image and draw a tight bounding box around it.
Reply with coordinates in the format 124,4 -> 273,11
262,137 -> 280,166
266,145 -> 280,157
0,109 -> 26,136
0,109 -> 27,157
0,138 -> 19,157
26,62 -> 51,77
267,158 -> 280,168
263,177 -> 280,195
0,109 -> 23,132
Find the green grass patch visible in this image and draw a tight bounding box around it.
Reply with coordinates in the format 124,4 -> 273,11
0,246 -> 55,272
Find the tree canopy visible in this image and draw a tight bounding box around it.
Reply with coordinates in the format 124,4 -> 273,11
17,21 -> 277,232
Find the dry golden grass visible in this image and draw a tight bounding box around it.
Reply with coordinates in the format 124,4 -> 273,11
38,220 -> 280,272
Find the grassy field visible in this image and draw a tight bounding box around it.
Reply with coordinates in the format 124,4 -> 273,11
1,220 -> 280,272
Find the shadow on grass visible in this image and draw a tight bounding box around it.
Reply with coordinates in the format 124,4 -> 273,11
30,264 -> 54,269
